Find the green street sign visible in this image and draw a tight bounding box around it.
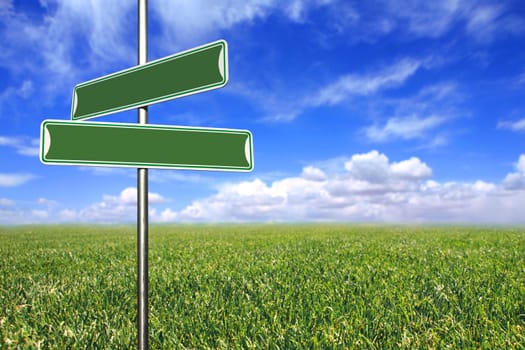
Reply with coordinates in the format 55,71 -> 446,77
71,40 -> 228,120
40,120 -> 253,171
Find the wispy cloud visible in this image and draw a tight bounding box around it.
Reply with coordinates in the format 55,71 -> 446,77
517,71 -> 525,85
498,117 -> 525,132
260,57 -> 424,122
0,0 -> 13,16
466,4 -> 525,42
359,81 -> 462,146
0,79 -> 33,99
0,136 -> 39,156
0,173 -> 36,187
0,0 -> 343,119
349,0 -> 524,42
0,197 -> 15,206
312,58 -> 422,106
0,80 -> 35,116
150,0 -> 334,51
365,115 -> 446,142
152,0 -> 272,47
0,0 -> 135,100
362,1 -> 461,40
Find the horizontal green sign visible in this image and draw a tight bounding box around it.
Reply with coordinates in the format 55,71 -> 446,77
40,120 -> 253,171
71,40 -> 228,120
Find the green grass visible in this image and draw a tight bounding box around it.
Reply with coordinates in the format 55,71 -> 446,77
1,225 -> 524,349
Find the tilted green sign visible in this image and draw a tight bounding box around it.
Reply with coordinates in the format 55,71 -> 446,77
40,120 -> 253,171
71,40 -> 228,120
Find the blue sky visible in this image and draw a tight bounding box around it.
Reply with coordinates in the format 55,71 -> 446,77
1,0 -> 525,224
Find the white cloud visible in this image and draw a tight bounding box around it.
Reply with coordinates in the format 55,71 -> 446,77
301,166 -> 327,181
417,82 -> 459,101
357,81 -> 462,146
151,0 -> 334,49
312,58 -> 422,106
157,208 -> 178,222
262,57 -> 424,122
0,173 -> 36,187
0,198 -> 15,206
365,115 -> 446,142
3,152 -> 525,224
387,0 -> 472,39
498,118 -> 525,132
0,79 -> 36,117
518,71 -> 525,85
0,79 -> 33,100
36,187 -> 170,224
0,137 -> 17,147
467,4 -> 503,33
344,151 -> 390,183
152,0 -> 272,45
502,155 -> 525,190
151,151 -> 525,224
0,0 -> 341,85
78,187 -> 167,223
58,209 -> 77,221
357,0 -> 524,42
31,209 -> 49,219
0,0 -> 13,16
0,0 -> 347,120
101,187 -> 167,207
0,136 -> 39,156
518,155 -> 525,173
285,0 -> 336,22
390,157 -> 432,180
37,198 -> 58,206
0,0 -> 135,97
465,4 -> 525,42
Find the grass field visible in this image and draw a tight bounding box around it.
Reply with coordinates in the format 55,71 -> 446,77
1,225 -> 524,349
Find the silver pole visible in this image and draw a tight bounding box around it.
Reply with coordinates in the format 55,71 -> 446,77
137,0 -> 148,349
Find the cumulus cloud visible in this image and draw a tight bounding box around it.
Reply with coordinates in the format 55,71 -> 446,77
154,151 -> 525,224
502,155 -> 525,190
301,166 -> 327,181
4,151 -> 525,224
390,157 -> 432,180
66,187 -> 167,223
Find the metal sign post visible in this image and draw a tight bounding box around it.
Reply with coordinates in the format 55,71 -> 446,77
39,1 -> 252,348
137,0 -> 148,349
